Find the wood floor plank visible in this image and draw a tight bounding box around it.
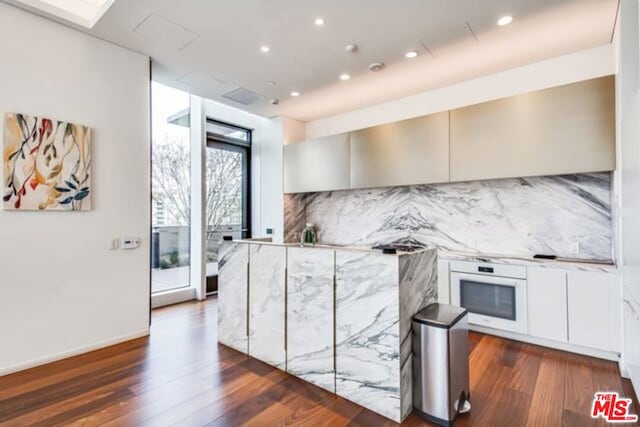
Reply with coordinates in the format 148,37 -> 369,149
525,349 -> 567,426
0,297 -> 634,427
622,378 -> 640,417
564,353 -> 597,419
241,401 -> 293,427
504,341 -> 544,395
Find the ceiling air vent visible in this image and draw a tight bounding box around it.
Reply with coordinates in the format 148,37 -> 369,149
222,87 -> 265,105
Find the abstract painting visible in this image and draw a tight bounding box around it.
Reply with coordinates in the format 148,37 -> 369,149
3,113 -> 92,211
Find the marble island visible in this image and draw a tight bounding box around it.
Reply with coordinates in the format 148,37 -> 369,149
218,240 -> 438,422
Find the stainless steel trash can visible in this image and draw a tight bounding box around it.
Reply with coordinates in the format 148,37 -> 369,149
413,303 -> 470,426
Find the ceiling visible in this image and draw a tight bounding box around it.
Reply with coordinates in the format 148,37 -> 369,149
4,0 -> 619,121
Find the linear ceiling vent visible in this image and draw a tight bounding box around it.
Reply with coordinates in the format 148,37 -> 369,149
222,87 -> 264,105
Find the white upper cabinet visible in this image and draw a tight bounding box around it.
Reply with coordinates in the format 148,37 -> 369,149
350,112 -> 449,189
284,134 -> 350,193
450,76 -> 615,182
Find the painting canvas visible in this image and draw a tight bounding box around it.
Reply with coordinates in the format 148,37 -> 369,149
3,113 -> 92,211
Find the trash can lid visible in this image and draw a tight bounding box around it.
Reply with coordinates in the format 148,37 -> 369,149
413,303 -> 468,329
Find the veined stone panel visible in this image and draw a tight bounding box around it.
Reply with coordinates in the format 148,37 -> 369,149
286,247 -> 335,392
285,173 -> 612,261
335,250 -> 401,422
218,242 -> 249,353
249,244 -> 286,369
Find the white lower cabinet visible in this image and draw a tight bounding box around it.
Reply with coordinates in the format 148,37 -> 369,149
527,268 -> 568,342
567,270 -> 619,352
437,259 -> 450,303
526,266 -> 620,355
623,290 -> 640,398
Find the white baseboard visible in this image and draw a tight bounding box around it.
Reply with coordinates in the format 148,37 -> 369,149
0,329 -> 150,378
151,287 -> 197,308
470,325 -> 620,362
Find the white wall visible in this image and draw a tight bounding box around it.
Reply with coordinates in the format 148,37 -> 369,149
0,4 -> 151,376
306,44 -> 616,138
617,0 -> 640,305
260,116 -> 305,243
616,0 -> 640,394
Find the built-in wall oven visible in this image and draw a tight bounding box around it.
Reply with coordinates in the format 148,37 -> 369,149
450,260 -> 528,334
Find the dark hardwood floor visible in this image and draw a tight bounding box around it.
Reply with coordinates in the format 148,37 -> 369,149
0,298 -> 637,426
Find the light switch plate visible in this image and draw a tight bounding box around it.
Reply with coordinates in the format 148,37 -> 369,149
110,238 -> 120,250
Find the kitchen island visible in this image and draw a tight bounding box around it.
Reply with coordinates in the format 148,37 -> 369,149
217,240 -> 438,422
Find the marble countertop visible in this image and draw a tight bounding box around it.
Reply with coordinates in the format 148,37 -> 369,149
229,239 -> 430,256
227,240 -> 616,270
439,250 -> 618,273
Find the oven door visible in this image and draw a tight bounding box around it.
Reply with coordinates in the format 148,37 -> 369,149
451,272 -> 528,334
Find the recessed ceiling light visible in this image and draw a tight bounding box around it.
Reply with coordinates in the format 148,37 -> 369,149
268,81 -> 276,86
291,91 -> 300,97
260,45 -> 270,53
315,17 -> 325,26
340,73 -> 351,81
345,44 -> 358,53
14,0 -> 116,28
405,50 -> 419,59
497,15 -> 513,26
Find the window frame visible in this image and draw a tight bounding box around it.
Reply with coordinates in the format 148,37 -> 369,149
205,119 -> 252,239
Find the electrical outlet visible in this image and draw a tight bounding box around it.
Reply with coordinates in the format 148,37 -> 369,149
121,237 -> 140,249
571,242 -> 580,254
266,228 -> 273,235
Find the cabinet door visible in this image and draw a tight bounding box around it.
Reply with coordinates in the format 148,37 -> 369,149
335,250 -> 401,422
527,268 -> 567,342
217,242 -> 249,353
284,134 -> 350,193
249,244 -> 286,369
350,112 -> 449,189
623,290 -> 640,399
450,76 -> 615,182
567,270 -> 617,351
286,247 -> 335,392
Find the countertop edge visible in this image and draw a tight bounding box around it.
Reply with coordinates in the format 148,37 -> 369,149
439,250 -> 618,273
223,240 -> 436,256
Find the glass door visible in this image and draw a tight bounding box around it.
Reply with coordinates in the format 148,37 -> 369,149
150,82 -> 191,294
205,120 -> 251,293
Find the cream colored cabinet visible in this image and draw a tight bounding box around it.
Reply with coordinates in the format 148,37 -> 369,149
283,77 -> 615,193
350,112 -> 449,189
283,134 -> 350,193
450,76 -> 615,182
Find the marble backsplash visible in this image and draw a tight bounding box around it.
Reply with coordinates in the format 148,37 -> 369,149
284,173 -> 614,260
